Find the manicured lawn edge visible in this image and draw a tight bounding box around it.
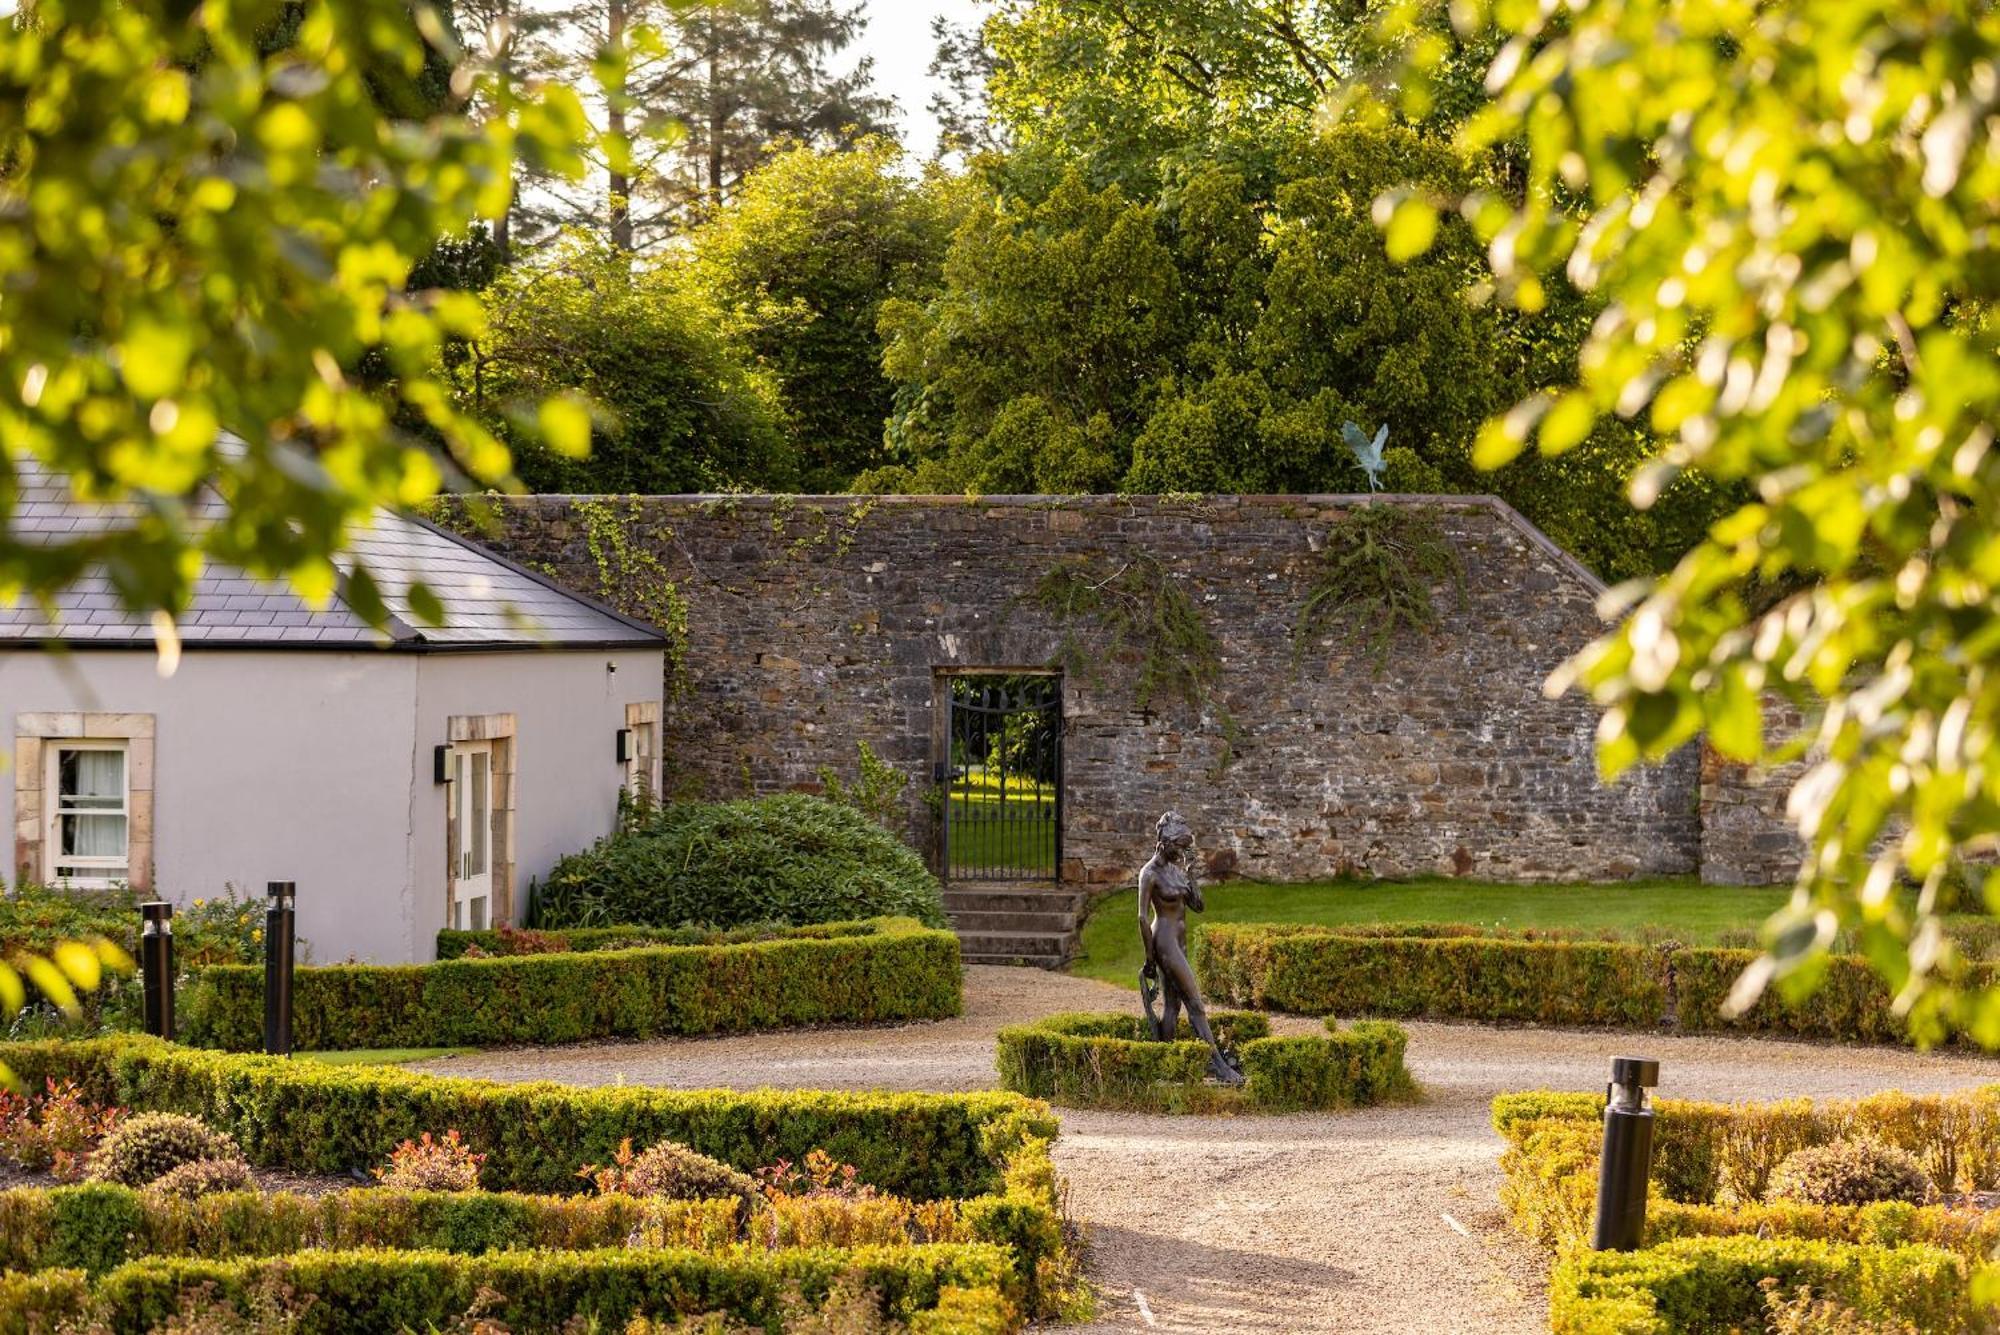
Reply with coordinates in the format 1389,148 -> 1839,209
0,1243 -> 1021,1335
994,1011 -> 1412,1113
180,916 -> 961,1051
1196,923 -> 1969,1044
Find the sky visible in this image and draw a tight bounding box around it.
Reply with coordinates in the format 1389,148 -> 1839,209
851,0 -> 985,157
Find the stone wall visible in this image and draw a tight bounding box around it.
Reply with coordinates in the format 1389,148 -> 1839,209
464,493 -> 1706,886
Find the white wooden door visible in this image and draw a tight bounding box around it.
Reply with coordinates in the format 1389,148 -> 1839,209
452,740 -> 493,930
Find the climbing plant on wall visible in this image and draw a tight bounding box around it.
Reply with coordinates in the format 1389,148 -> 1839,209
573,498 -> 691,696
1022,553 -> 1241,771
1292,505 -> 1466,672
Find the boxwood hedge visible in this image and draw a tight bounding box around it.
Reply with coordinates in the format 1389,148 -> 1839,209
531,794 -> 946,930
994,1011 -> 1412,1113
0,1244 -> 1020,1335
1549,1235 -> 1970,1334
1196,923 -> 1964,1044
0,1036 -> 1055,1201
180,916 -> 960,1051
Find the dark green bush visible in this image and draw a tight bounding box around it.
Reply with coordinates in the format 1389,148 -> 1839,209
1549,1235 -> 1970,1334
87,1113 -> 240,1188
181,917 -> 961,1051
0,1243 -> 1019,1335
1198,924 -> 1961,1044
1766,1140 -> 1931,1208
0,1036 -> 1055,1201
531,794 -> 946,930
994,1011 -> 1410,1113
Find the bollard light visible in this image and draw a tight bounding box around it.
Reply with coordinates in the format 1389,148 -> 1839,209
263,882 -> 296,1057
1591,1056 -> 1660,1251
140,901 -> 175,1041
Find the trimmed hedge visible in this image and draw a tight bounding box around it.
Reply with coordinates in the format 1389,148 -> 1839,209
532,794 -> 947,930
1197,923 -> 1969,1044
180,916 -> 961,1051
433,919 -> 850,959
0,1036 -> 1054,1201
1549,1235 -> 1970,1334
994,1011 -> 1412,1113
0,1244 -> 1018,1335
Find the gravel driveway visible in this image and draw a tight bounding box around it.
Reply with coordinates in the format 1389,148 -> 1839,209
411,966 -> 2000,1334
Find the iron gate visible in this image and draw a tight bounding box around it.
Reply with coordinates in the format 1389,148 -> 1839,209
943,674 -> 1062,880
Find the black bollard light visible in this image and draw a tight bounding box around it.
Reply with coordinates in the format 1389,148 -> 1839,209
140,901 -> 175,1040
263,882 -> 296,1057
1591,1056 -> 1660,1251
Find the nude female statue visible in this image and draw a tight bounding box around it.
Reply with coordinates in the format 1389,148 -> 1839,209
1139,811 -> 1243,1084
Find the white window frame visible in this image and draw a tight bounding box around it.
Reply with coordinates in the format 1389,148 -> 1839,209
44,739 -> 131,889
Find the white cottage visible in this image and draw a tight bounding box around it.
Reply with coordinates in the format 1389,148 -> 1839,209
1,460 -> 666,962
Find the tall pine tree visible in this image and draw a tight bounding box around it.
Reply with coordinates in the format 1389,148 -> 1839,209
521,0 -> 894,250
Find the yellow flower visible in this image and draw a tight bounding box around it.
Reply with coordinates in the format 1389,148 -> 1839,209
251,929 -> 263,943
193,898 -> 205,907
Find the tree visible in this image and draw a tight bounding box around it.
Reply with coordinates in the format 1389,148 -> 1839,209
1397,0 -> 2000,1032
978,0 -> 1492,189
459,233 -> 792,493
0,0 -> 593,630
524,0 -> 895,249
685,141 -> 960,490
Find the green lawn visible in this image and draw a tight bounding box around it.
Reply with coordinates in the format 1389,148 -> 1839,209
1070,877 -> 1793,988
296,1047 -> 477,1066
945,790 -> 1056,876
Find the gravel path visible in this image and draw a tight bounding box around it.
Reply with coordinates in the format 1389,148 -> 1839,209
412,967 -> 2000,1334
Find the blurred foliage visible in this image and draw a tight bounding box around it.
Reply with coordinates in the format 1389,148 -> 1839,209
1382,0 -> 2000,1023
0,0 -> 593,629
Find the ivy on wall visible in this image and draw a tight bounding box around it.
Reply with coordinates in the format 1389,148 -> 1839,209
1292,505 -> 1465,673
1022,553 -> 1241,772
573,497 -> 691,697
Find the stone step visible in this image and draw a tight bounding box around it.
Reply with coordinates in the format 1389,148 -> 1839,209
942,889 -> 1088,916
946,908 -> 1078,935
955,929 -> 1073,964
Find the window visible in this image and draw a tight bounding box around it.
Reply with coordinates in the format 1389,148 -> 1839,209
47,741 -> 129,887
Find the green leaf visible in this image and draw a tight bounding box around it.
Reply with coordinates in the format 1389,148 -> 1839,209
1538,394 -> 1595,456
120,319 -> 193,400
1382,196 -> 1439,262
1708,669 -> 1763,762
539,395 -> 594,460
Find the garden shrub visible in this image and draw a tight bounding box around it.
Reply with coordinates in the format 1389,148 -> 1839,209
180,917 -> 961,1051
1764,1140 -> 1930,1208
0,1078 -> 122,1180
580,1138 -> 761,1217
994,1011 -> 1410,1113
1548,1235 -> 1970,1335
374,1130 -> 484,1192
530,794 -> 946,930
143,1158 -> 256,1203
0,1244 -> 1021,1335
1198,923 -> 1975,1044
86,1112 -> 241,1188
0,1035 -> 1056,1201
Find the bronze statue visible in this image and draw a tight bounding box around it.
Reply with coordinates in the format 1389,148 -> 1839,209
1139,811 -> 1243,1084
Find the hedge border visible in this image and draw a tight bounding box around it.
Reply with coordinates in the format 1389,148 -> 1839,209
433,920 -> 875,959
0,1036 -> 1051,1201
993,1011 -> 1412,1113
1195,923 -> 1969,1045
0,1243 -> 1019,1335
1549,1235 -> 1971,1334
1495,1086 -> 2000,1332
180,916 -> 961,1051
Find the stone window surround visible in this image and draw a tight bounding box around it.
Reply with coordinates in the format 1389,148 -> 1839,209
624,700 -> 661,798
444,713 -> 516,928
14,712 -> 155,892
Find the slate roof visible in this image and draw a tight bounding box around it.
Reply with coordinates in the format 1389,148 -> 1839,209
1,455 -> 663,651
